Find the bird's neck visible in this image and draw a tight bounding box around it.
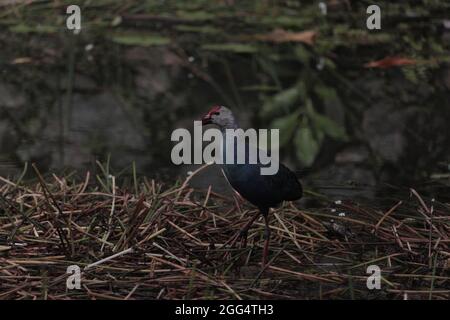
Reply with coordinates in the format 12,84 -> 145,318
219,119 -> 239,133
220,122 -> 240,149
219,120 -> 246,166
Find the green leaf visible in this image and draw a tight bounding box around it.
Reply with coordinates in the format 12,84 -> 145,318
110,34 -> 170,46
257,57 -> 282,90
201,43 -> 258,53
261,84 -> 302,117
176,11 -> 215,21
295,126 -> 320,166
306,101 -> 348,141
294,45 -> 311,62
257,16 -> 313,28
175,25 -> 221,34
10,24 -> 57,34
240,85 -> 278,92
270,111 -> 300,147
314,85 -> 339,102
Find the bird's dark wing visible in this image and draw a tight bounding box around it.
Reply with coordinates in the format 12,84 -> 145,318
222,162 -> 302,209
266,163 -> 303,202
221,140 -> 302,208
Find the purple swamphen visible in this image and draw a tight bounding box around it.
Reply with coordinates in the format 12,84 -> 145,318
201,105 -> 303,266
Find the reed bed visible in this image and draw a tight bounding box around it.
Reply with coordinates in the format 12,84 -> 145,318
0,166 -> 449,300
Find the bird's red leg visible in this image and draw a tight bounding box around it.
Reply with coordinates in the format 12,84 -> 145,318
238,211 -> 260,248
222,211 -> 260,263
262,213 -> 271,267
223,211 -> 260,250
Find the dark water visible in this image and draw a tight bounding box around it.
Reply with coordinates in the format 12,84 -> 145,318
1,39 -> 450,200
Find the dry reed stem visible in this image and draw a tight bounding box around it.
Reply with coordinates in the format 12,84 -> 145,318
0,173 -> 448,299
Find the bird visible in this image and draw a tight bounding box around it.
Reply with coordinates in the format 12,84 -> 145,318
201,105 -> 303,266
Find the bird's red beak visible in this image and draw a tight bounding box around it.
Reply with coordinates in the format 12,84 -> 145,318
201,105 -> 221,125
201,114 -> 212,125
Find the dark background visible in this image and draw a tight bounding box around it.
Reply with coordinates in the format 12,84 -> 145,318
0,0 -> 449,197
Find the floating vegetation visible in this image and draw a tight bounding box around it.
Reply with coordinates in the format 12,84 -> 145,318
201,43 -> 259,53
0,167 -> 448,299
109,33 -> 171,47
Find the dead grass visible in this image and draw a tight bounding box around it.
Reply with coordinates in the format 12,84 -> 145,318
0,165 -> 449,300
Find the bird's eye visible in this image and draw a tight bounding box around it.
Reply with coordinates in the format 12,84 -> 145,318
212,112 -> 220,116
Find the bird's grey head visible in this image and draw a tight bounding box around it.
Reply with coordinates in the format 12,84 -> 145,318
201,105 -> 237,129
